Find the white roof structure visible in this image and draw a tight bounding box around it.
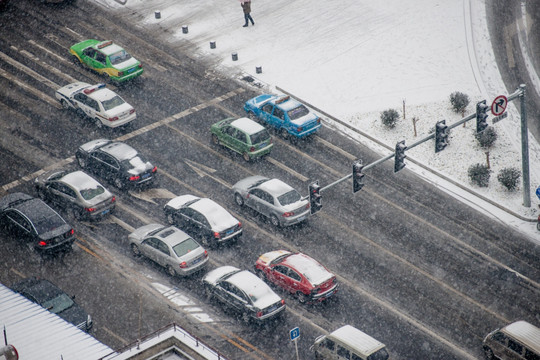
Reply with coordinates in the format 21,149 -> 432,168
0,283 -> 112,360
331,325 -> 386,356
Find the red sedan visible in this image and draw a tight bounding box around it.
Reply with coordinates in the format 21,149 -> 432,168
255,250 -> 338,304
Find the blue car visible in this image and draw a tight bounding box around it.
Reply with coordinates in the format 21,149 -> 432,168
244,94 -> 321,140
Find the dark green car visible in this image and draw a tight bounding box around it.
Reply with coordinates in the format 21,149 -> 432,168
211,117 -> 273,161
69,39 -> 143,83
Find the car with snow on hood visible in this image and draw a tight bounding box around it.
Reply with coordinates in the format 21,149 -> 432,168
244,94 -> 321,141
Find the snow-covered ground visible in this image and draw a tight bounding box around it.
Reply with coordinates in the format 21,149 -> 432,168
94,0 -> 540,242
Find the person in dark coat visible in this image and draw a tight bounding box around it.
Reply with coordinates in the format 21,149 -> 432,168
241,0 -> 254,27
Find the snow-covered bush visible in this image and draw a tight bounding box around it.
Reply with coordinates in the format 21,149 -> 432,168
475,127 -> 498,148
468,163 -> 491,187
497,168 -> 520,191
449,91 -> 470,114
380,109 -> 399,128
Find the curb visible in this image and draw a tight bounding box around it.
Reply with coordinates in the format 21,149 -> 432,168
276,86 -> 537,223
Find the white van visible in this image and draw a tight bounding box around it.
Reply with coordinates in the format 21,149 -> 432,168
312,325 -> 390,360
483,320 -> 540,360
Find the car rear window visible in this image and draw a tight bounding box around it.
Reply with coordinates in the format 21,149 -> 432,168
288,105 -> 310,120
80,186 -> 106,201
249,129 -> 271,145
42,293 -> 74,314
173,238 -> 200,257
33,213 -> 66,234
102,95 -> 125,111
109,50 -> 132,65
367,348 -> 389,360
277,190 -> 301,206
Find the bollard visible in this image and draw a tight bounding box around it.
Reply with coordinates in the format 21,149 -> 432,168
232,52 -> 238,61
210,41 -> 216,49
182,25 -> 188,34
154,11 -> 161,19
256,66 -> 262,74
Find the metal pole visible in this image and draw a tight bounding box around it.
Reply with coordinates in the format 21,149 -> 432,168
295,339 -> 299,360
520,84 -> 531,207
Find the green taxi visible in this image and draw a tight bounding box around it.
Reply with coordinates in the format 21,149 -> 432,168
211,117 -> 273,161
70,39 -> 143,82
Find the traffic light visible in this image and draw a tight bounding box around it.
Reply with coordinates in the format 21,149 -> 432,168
435,120 -> 449,153
394,140 -> 407,172
476,100 -> 489,133
308,181 -> 322,215
352,160 -> 365,193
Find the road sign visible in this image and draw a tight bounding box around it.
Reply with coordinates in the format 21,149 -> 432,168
290,327 -> 300,341
491,95 -> 507,116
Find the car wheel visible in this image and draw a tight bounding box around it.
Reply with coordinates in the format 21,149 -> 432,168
201,236 -> 210,247
166,265 -> 176,277
203,284 -> 213,300
537,222 -> 540,231
114,178 -> 124,190
280,128 -> 289,139
296,291 -> 308,304
131,243 -> 141,257
212,134 -> 220,145
483,347 -> 494,360
270,214 -> 280,227
94,117 -> 103,129
36,187 -> 46,200
166,213 -> 175,225
234,193 -> 244,206
242,152 -> 250,162
256,269 -> 266,281
68,206 -> 82,220
60,99 -> 69,109
75,108 -> 85,118
241,312 -> 251,323
71,55 -> 80,66
77,156 -> 87,168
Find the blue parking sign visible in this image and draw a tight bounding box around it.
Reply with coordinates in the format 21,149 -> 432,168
290,327 -> 300,341
536,186 -> 540,200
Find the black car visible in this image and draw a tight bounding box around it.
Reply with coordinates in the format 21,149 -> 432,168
164,195 -> 242,247
75,139 -> 157,189
11,278 -> 93,332
0,192 -> 74,253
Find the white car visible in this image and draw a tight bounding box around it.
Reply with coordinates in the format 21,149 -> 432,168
55,82 -> 136,128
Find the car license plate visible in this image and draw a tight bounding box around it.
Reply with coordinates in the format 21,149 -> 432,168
101,209 -> 110,215
297,216 -> 306,222
226,229 -> 233,235
128,68 -> 136,73
193,258 -> 201,264
142,173 -> 150,179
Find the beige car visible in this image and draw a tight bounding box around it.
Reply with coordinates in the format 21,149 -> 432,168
483,321 -> 540,360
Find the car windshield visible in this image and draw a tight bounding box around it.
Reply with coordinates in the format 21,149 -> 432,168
101,95 -> 125,111
33,213 -> 66,234
109,50 -> 132,65
287,105 -> 310,120
172,238 -> 200,257
80,186 -> 106,200
250,129 -> 271,144
41,293 -> 74,314
367,348 -> 389,360
277,189 -> 301,206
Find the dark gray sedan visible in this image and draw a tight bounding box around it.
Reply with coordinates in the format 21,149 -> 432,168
232,176 -> 310,227
129,223 -> 209,277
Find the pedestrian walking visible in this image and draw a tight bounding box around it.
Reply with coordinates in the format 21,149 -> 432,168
241,0 -> 254,27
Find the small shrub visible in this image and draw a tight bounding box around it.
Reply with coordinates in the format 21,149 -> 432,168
380,109 -> 400,128
468,163 -> 491,187
450,91 -> 470,114
497,168 -> 521,191
475,127 -> 498,148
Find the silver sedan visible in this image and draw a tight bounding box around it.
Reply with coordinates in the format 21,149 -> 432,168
232,176 -> 310,227
129,224 -> 209,277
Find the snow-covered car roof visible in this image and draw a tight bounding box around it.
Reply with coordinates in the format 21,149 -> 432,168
57,82 -> 91,95
272,97 -> 303,112
283,253 -> 334,286
87,87 -> 122,103
166,195 -> 200,210
156,226 -> 192,247
231,117 -> 266,135
189,198 -> 239,229
98,42 -> 124,56
226,270 -> 281,309
258,178 -> 294,197
61,171 -> 104,192
203,265 -> 240,285
100,141 -> 138,161
330,325 -> 386,355
79,139 -> 112,153
258,250 -> 291,265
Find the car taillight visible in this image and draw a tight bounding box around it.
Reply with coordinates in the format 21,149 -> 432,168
305,203 -> 310,209
256,311 -> 263,318
69,229 -> 74,235
38,240 -> 47,246
118,71 -> 124,76
204,250 -> 208,257
238,222 -> 242,228
111,196 -> 116,203
138,64 -> 142,68
151,166 -> 157,173
249,147 -> 255,152
282,212 -> 294,217
129,175 -> 140,181
179,262 -> 187,268
297,127 -> 303,132
214,232 -> 221,239
108,116 -> 119,121
85,207 -> 96,212
129,109 -> 135,114
317,118 -> 321,124
280,299 -> 285,305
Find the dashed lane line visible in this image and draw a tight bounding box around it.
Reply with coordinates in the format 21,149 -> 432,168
0,50 -> 59,90
0,68 -> 60,108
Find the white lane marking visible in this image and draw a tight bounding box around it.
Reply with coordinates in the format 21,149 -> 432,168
107,215 -> 135,233
151,283 -> 215,323
18,48 -> 78,84
266,156 -> 308,182
1,50 -> 59,89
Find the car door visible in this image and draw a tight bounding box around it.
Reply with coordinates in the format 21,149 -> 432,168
153,239 -> 171,268
81,47 -> 97,67
317,338 -> 337,360
93,152 -> 120,181
73,92 -> 96,119
269,265 -> 290,290
191,211 -> 211,240
176,208 -> 196,234
271,106 -> 287,130
141,238 -> 160,263
245,188 -> 267,214
285,267 -> 303,294
47,182 -> 75,208
219,282 -> 248,313
220,125 -> 237,151
232,128 -> 248,154
260,103 -> 274,125
3,210 -> 34,240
